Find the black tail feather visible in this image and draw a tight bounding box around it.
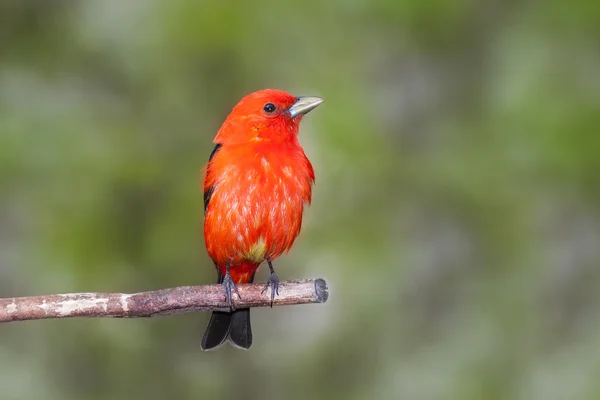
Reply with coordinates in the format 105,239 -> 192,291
201,311 -> 233,350
228,308 -> 252,349
200,309 -> 252,351
200,270 -> 254,351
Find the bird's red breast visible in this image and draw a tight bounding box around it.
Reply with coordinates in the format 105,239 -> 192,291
203,89 -> 316,283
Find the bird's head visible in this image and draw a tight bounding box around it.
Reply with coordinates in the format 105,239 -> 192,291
214,89 -> 323,145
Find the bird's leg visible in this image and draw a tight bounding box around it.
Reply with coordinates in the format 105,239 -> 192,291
222,261 -> 241,310
261,256 -> 280,307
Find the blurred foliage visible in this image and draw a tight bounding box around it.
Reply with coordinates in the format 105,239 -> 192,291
0,0 -> 599,399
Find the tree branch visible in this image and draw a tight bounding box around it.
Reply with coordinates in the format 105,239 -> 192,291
0,278 -> 328,323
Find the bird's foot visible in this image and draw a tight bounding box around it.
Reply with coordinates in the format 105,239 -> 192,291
261,272 -> 280,307
222,273 -> 241,310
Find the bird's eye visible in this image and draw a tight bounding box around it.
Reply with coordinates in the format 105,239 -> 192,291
263,103 -> 276,113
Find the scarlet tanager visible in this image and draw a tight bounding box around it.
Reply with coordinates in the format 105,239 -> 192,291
200,89 -> 323,350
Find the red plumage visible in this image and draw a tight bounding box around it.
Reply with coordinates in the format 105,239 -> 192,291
204,140 -> 314,282
201,89 -> 322,350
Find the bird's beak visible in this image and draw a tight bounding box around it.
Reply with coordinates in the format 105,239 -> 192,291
287,96 -> 324,118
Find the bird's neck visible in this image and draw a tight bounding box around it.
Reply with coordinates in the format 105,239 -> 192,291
223,138 -> 303,157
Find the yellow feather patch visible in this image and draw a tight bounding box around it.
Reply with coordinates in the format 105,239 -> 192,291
245,236 -> 267,263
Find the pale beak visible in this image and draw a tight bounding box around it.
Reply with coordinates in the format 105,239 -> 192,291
287,96 -> 324,118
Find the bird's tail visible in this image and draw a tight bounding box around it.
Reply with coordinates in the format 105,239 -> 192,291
200,270 -> 255,351
200,308 -> 252,350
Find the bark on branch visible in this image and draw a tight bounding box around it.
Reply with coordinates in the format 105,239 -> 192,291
0,278 -> 328,323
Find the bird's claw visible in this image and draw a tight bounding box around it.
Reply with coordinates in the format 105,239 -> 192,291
261,273 -> 280,307
222,273 -> 241,310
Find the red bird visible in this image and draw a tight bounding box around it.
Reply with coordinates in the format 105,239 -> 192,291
200,89 -> 323,350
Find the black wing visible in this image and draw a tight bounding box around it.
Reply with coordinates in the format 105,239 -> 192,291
204,143 -> 222,213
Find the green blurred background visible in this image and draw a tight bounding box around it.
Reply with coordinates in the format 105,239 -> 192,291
1,1 -> 599,399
